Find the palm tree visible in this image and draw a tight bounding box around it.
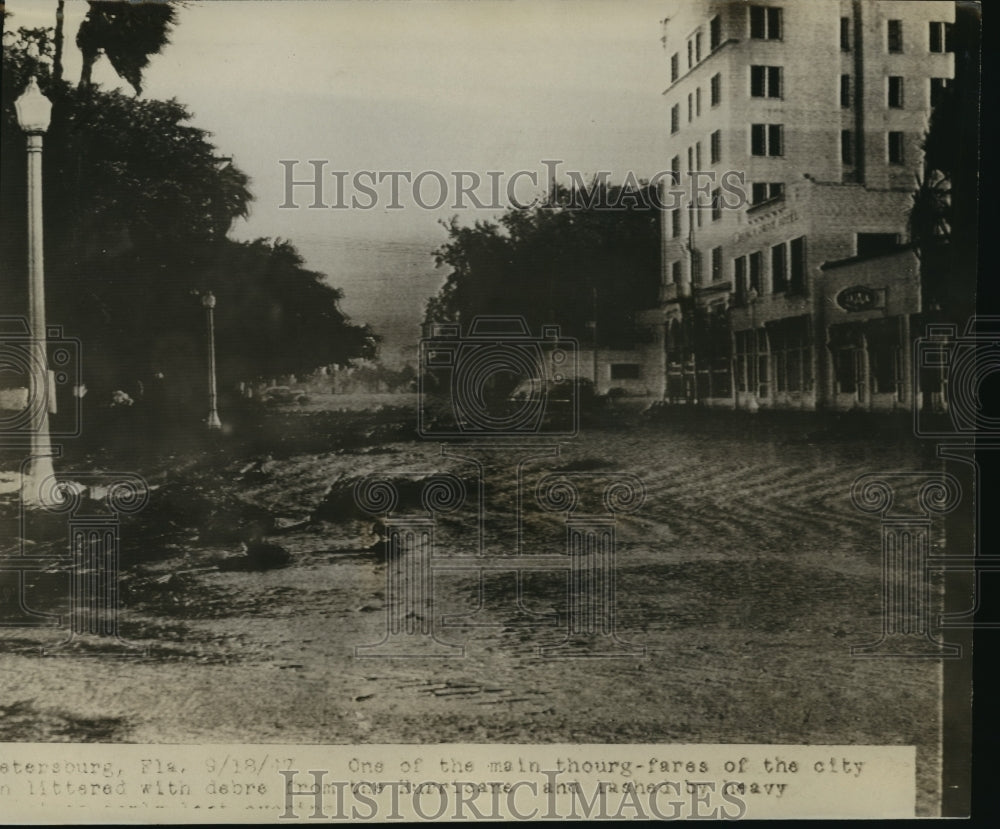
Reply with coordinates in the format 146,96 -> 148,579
76,0 -> 178,95
907,5 -> 979,325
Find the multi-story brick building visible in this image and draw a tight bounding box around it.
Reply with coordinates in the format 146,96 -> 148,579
647,0 -> 955,411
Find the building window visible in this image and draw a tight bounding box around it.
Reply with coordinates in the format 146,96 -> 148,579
671,154 -> 681,184
868,328 -> 900,395
751,123 -> 783,156
687,145 -> 694,171
711,188 -> 722,221
688,93 -> 693,122
672,260 -> 682,286
888,131 -> 905,164
770,317 -> 812,393
888,76 -> 904,108
710,16 -> 721,50
789,236 -> 806,294
749,251 -> 763,293
695,141 -> 702,169
751,65 -> 782,98
711,73 -> 721,106
671,104 -> 680,134
687,39 -> 693,69
734,256 -> 748,304
750,5 -> 782,40
610,364 -> 641,380
840,74 -> 851,108
696,86 -> 702,117
735,330 -> 753,393
711,246 -> 723,281
840,16 -> 851,51
710,129 -> 722,164
671,209 -> 681,238
888,19 -> 903,53
771,242 -> 788,292
929,21 -> 953,52
695,31 -> 703,63
931,77 -> 949,108
751,182 -> 783,204
841,130 -> 854,165
834,347 -> 858,395
671,53 -> 679,82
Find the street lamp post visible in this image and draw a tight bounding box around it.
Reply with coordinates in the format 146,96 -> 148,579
202,291 -> 222,429
588,286 -> 599,393
15,77 -> 57,506
748,288 -> 760,412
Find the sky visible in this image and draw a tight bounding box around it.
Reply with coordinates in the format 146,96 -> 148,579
9,0 -> 670,365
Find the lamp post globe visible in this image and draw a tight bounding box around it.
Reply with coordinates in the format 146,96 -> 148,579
15,77 -> 57,507
15,76 -> 52,133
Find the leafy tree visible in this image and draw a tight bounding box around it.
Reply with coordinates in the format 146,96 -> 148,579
426,181 -> 661,349
2,23 -> 377,420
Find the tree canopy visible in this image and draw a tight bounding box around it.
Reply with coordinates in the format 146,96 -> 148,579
426,182 -> 661,349
2,18 -> 377,409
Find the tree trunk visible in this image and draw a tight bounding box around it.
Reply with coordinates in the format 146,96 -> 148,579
79,48 -> 95,89
53,0 -> 65,82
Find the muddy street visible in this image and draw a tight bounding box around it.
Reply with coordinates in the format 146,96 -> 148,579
0,396 -> 946,813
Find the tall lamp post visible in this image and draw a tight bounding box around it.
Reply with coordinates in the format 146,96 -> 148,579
588,286 -> 599,393
15,77 -> 57,506
202,291 -> 222,429
747,288 -> 760,412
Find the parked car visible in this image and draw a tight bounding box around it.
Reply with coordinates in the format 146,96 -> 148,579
261,386 -> 309,405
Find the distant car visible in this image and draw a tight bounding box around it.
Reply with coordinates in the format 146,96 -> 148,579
261,386 -> 309,405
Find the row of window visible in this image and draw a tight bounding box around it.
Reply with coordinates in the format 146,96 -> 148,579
736,321 -> 904,400
670,73 -> 723,133
666,236 -> 806,297
673,67 -> 947,128
831,322 -> 904,399
670,11 -> 952,88
840,75 -> 950,110
734,238 -> 807,299
677,125 -> 908,165
669,325 -> 905,400
671,15 -> 723,83
669,251 -> 717,288
671,120 -> 783,159
839,14 -> 954,53
670,124 -> 909,169
879,18 -> 954,54
841,131 -> 907,165
667,178 -> 726,238
735,327 -> 814,396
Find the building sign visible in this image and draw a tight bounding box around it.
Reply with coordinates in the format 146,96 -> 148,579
733,210 -> 800,245
836,285 -> 882,312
